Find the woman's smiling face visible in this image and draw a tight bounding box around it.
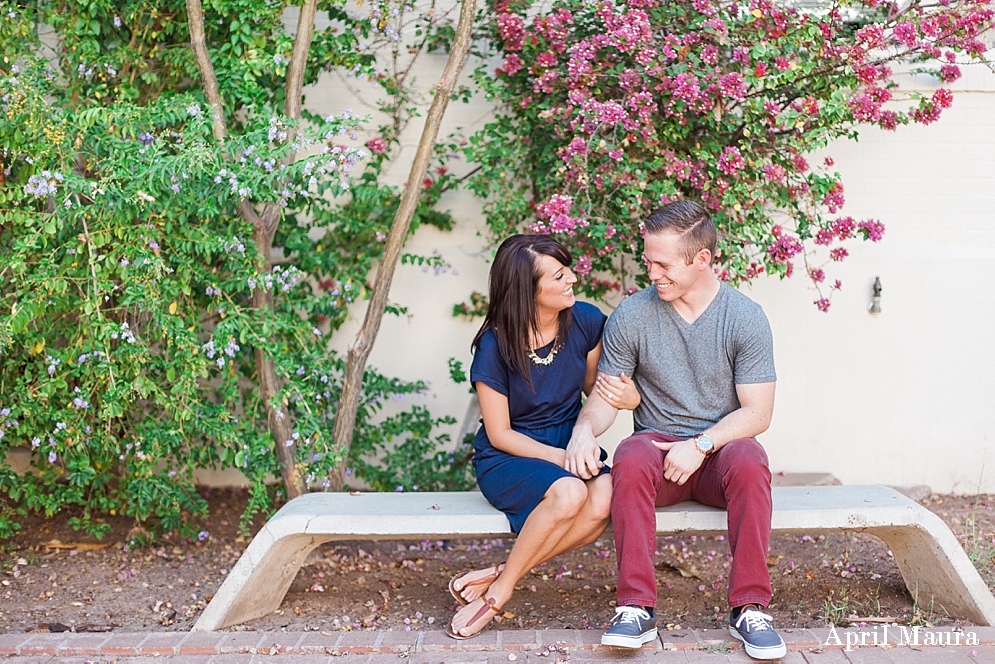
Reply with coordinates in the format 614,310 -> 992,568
534,254 -> 577,315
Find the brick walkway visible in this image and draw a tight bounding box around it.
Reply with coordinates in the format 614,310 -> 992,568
1,627 -> 994,662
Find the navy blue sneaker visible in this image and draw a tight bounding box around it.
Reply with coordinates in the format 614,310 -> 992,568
601,606 -> 658,648
729,605 -> 786,660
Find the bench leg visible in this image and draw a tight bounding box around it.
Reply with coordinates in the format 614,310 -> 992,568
193,530 -> 330,631
869,515 -> 995,625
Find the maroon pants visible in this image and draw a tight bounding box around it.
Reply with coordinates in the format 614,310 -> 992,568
611,432 -> 773,609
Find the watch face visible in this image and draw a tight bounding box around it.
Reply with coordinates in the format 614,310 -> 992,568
697,435 -> 714,451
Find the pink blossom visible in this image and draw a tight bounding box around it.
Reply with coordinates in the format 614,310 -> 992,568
762,163 -> 786,184
767,233 -> 804,264
634,48 -> 655,66
824,157 -> 834,167
533,69 -> 561,94
560,136 -> 588,161
774,57 -> 790,71
893,22 -> 918,48
823,182 -> 845,213
496,13 -> 525,51
567,40 -> 595,78
878,110 -> 900,130
939,64 -> 961,83
671,72 -> 701,104
814,229 -> 834,246
831,216 -> 855,239
718,72 -> 746,99
501,53 -> 523,76
856,24 -> 885,47
849,92 -> 882,122
793,155 -> 809,173
717,146 -> 744,175
933,89 -> 954,109
829,247 -> 849,261
832,280 -> 842,290
601,7 -> 652,53
814,298 -> 831,312
535,193 -> 574,219
754,61 -> 768,77
808,267 -> 825,283
366,137 -> 387,154
596,100 -> 628,125
857,219 -> 885,242
575,255 -> 593,276
536,52 -> 558,68
856,66 -> 880,85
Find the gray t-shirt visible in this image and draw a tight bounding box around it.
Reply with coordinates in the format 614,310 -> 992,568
599,283 -> 776,438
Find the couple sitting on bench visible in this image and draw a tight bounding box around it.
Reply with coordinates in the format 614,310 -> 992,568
446,200 -> 785,660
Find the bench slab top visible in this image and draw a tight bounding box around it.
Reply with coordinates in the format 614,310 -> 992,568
262,485 -> 926,539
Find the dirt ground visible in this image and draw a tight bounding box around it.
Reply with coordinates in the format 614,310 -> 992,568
2,487 -> 994,635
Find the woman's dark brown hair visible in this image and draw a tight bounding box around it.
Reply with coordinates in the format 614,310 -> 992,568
472,235 -> 573,389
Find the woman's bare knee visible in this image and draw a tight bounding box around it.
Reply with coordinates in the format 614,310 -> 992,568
544,477 -> 587,521
586,475 -> 613,521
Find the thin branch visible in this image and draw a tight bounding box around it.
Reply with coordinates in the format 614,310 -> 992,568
285,0 -> 319,125
329,0 -> 478,490
185,0 -> 228,140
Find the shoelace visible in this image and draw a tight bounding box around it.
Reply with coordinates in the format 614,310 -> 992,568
735,609 -> 774,633
613,606 -> 650,624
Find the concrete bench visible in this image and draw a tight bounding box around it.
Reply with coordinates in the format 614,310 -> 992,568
192,485 -> 995,631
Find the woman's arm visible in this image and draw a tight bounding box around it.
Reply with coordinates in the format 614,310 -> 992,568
585,341 -> 640,410
476,382 -> 566,467
583,341 -> 602,395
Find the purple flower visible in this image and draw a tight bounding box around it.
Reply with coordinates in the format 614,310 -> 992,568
48,451 -> 57,463
138,132 -> 154,147
113,16 -> 122,27
198,531 -> 209,542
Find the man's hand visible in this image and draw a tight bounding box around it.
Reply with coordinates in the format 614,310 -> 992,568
565,424 -> 603,479
653,439 -> 705,485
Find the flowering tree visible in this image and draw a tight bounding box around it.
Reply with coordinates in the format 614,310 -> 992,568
468,0 -> 993,310
0,0 -> 473,539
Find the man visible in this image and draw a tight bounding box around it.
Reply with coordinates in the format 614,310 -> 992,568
565,200 -> 784,660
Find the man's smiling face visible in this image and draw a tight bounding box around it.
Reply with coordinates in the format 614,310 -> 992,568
642,231 -> 705,303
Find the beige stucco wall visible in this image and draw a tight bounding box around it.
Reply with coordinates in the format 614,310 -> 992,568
300,31 -> 995,495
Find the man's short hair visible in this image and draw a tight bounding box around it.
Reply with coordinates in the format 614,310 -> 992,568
643,200 -> 717,265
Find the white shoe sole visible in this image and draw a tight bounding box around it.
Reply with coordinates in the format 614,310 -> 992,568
601,628 -> 658,649
728,626 -> 787,660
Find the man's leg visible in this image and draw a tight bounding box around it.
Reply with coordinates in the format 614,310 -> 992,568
611,433 -> 691,607
690,438 -> 784,660
689,437 -> 773,607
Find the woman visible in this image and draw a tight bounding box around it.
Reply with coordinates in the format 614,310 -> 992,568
447,235 -> 639,639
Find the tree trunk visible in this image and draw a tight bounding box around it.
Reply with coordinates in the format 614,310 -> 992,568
185,0 -> 320,501
327,0 -> 478,491
251,227 -> 305,499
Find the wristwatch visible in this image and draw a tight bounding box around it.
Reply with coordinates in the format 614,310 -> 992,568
693,434 -> 714,456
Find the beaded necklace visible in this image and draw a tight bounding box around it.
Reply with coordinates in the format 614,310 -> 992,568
528,341 -> 563,366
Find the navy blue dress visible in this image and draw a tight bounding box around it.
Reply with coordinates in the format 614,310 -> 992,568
470,301 -> 609,533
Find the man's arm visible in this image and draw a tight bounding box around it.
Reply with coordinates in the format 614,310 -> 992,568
565,373 -> 620,479
654,381 -> 776,485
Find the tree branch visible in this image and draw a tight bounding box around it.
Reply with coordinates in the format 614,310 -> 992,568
328,0 -> 478,491
185,0 -> 228,140
285,0 -> 319,126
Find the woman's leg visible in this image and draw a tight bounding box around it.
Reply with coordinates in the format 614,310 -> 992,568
450,474 -> 612,636
453,473 -> 611,603
535,472 -> 612,560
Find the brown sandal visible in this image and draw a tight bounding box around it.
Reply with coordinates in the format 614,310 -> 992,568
448,565 -> 503,606
445,596 -> 502,640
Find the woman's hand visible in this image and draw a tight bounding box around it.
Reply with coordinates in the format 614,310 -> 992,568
595,373 -> 640,410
